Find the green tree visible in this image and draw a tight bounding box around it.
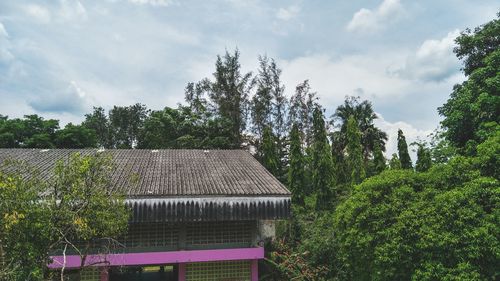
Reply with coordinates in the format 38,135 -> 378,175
397,129 -> 412,169
346,115 -> 365,185
82,107 -> 113,148
310,107 -> 335,210
414,143 -> 432,172
371,140 -> 386,175
54,123 -> 97,148
389,153 -> 401,170
261,126 -> 280,176
288,80 -> 319,147
288,124 -> 306,204
109,103 -> 149,148
207,49 -> 253,147
333,153 -> 499,281
0,153 -> 130,280
332,96 -> 388,161
438,14 -> 500,152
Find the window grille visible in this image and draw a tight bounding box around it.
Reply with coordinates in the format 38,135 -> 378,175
79,268 -> 100,281
124,223 -> 179,248
186,221 -> 252,246
186,261 -> 251,281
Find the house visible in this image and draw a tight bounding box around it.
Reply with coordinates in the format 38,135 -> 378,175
0,149 -> 291,281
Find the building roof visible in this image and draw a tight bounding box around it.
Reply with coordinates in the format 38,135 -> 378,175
0,149 -> 291,198
0,149 -> 292,221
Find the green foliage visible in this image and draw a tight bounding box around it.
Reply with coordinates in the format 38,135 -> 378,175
397,129 -> 413,169
439,14 -> 500,151
288,80 -> 319,147
261,126 -> 279,176
137,106 -> 233,149
371,140 -> 386,175
415,143 -> 432,172
333,154 -> 499,281
288,124 -> 306,204
311,107 -> 335,210
389,153 -> 401,170
0,153 -> 130,280
55,123 -> 97,148
208,49 -> 253,147
0,165 -> 52,280
332,96 -> 388,161
346,115 -> 366,185
0,115 -> 59,148
82,107 -> 113,148
109,103 -> 149,148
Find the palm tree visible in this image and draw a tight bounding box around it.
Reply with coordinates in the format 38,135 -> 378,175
331,96 -> 388,160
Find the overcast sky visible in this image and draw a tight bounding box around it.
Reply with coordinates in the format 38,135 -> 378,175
0,0 -> 498,156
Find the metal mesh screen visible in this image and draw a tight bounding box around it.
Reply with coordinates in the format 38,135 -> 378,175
186,221 -> 252,246
124,222 -> 179,248
80,268 -> 100,281
186,261 -> 251,281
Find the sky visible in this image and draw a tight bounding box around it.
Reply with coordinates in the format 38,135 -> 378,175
0,0 -> 498,156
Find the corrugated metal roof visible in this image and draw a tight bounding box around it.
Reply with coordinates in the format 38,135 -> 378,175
0,149 -> 291,198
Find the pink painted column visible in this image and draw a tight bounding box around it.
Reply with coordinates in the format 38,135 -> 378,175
178,263 -> 186,281
251,259 -> 258,281
100,267 -> 109,281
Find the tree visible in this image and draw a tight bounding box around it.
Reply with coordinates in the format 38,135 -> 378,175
333,153 -> 499,281
371,140 -> 386,175
0,153 -> 130,280
54,123 -> 97,148
207,49 -> 253,147
414,143 -> 432,172
288,124 -> 306,204
251,56 -> 288,180
332,96 -> 388,161
397,129 -> 412,169
0,163 -> 52,280
82,107 -> 112,148
346,116 -> 365,185
109,103 -> 149,148
137,106 -> 232,149
389,153 -> 401,170
438,14 -> 500,152
261,126 -> 279,176
288,80 -> 320,147
50,153 -> 129,279
310,107 -> 335,210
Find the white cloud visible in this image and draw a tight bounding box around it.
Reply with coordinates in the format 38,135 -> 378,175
0,22 -> 14,63
347,0 -> 404,33
280,53 -> 411,108
374,113 -> 433,160
128,0 -> 172,6
28,81 -> 92,114
0,22 -> 8,38
59,0 -> 87,22
396,30 -> 460,81
276,5 -> 300,21
23,4 -> 51,23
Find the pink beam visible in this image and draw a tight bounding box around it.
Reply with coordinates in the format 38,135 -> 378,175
251,259 -> 258,281
48,247 -> 264,269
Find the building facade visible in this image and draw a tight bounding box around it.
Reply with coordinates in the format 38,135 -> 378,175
0,149 -> 291,281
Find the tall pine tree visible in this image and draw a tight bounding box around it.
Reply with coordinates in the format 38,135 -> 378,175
208,49 -> 253,147
288,123 -> 306,205
311,107 -> 335,210
397,129 -> 412,169
372,140 -> 386,175
261,126 -> 279,176
346,115 -> 365,185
